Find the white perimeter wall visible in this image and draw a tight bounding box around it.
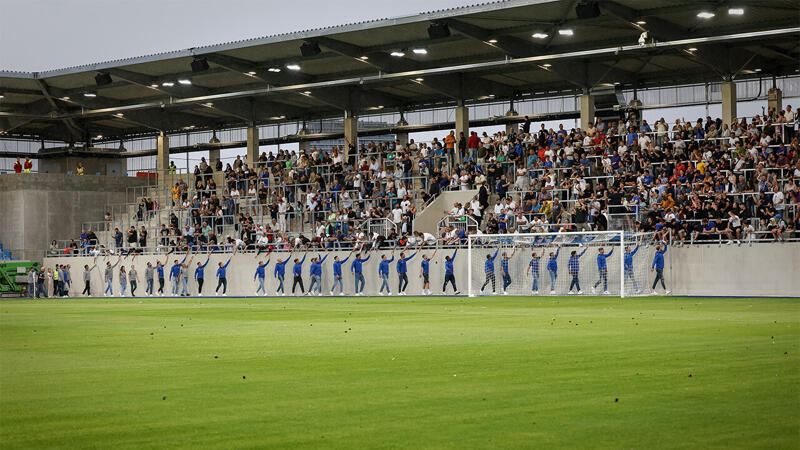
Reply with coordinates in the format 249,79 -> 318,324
41,243 -> 799,298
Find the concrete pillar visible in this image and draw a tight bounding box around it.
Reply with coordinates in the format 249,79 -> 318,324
768,87 -> 783,116
580,94 -> 595,131
157,132 -> 169,177
455,105 -> 469,163
721,81 -> 737,127
396,132 -> 409,148
246,125 -> 259,166
208,148 -> 220,169
343,116 -> 358,163
505,108 -> 518,137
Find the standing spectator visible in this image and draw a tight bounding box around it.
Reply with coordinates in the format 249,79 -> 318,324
14,157 -> 22,174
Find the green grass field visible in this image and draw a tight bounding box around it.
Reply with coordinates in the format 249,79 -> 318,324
1,296 -> 798,449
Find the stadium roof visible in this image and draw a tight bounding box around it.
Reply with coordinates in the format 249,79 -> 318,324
1,0 -> 798,142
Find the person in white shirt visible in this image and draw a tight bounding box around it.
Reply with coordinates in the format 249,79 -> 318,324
392,206 -> 403,223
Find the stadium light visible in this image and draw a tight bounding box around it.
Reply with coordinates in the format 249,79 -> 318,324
359,56 -> 369,60
728,8 -> 744,15
83,93 -> 97,97
542,63 -> 552,68
178,79 -> 192,85
687,47 -> 698,52
149,84 -> 159,88
532,33 -> 548,39
558,29 -> 573,36
246,71 -> 257,75
487,39 -> 498,44
268,67 -> 281,72
286,64 -> 301,71
414,78 -> 424,82
302,91 -> 312,95
636,20 -> 646,25
696,11 -> 715,19
162,81 -> 175,87
0,94 -> 4,99
412,48 -> 428,55
390,51 -> 406,57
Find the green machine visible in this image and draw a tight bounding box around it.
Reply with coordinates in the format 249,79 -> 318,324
0,261 -> 40,297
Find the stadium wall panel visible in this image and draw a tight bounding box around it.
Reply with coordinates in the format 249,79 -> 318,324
39,243 -> 799,298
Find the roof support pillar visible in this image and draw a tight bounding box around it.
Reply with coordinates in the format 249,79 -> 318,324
344,113 -> 358,165
505,102 -> 519,137
157,132 -> 169,182
768,85 -> 783,117
580,93 -> 595,132
455,105 -> 469,164
721,81 -> 737,128
247,125 -> 259,167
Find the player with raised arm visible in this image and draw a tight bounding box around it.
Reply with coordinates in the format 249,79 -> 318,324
215,248 -> 236,296
624,238 -> 641,294
292,250 -> 308,295
500,247 -> 517,295
546,244 -> 561,295
330,249 -> 353,296
350,250 -> 371,296
378,250 -> 395,296
253,257 -> 270,296
527,247 -> 545,294
179,250 -> 195,297
155,261 -> 165,296
480,249 -> 499,295
169,251 -> 188,296
591,246 -> 614,295
308,253 -> 327,296
651,243 -> 670,295
82,258 -> 97,296
567,247 -> 588,294
442,249 -> 459,294
194,252 -> 211,295
419,248 -> 437,295
103,256 -> 120,296
273,251 -> 292,296
395,248 -> 416,295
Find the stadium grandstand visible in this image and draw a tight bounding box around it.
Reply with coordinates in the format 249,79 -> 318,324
0,1 -> 799,446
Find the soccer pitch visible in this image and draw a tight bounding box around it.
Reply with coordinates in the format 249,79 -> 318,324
1,296 -> 797,448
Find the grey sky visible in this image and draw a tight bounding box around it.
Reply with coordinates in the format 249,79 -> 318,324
0,0 -> 479,72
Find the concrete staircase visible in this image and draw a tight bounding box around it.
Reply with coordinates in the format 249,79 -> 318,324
413,189 -> 478,235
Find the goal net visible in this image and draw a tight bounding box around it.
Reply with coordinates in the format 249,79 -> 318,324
466,231 -> 661,297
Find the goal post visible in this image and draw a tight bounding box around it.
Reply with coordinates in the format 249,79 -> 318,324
466,231 -> 659,297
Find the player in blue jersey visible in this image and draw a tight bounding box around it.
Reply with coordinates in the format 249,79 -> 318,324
500,248 -> 517,295
624,240 -> 641,294
194,252 -> 210,295
546,244 -> 561,294
442,249 -> 459,294
377,251 -> 395,296
291,250 -> 308,295
526,247 -> 545,294
419,248 -> 437,295
253,257 -> 270,296
350,250 -> 372,296
591,246 -> 614,295
273,251 -> 292,296
329,249 -> 353,295
567,247 -> 588,294
395,248 -> 417,295
215,248 -> 236,296
308,253 -> 328,295
155,260 -> 165,296
169,251 -> 188,296
651,243 -> 669,295
480,249 -> 499,294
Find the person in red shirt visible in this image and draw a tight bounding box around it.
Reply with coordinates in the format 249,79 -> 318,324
23,157 -> 33,173
467,131 -> 480,162
13,157 -> 22,173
